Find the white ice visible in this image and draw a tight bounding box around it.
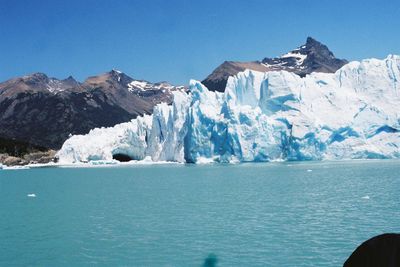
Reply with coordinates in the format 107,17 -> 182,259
57,55 -> 400,164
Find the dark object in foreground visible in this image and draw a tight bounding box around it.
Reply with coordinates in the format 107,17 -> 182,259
344,233 -> 400,267
203,254 -> 218,267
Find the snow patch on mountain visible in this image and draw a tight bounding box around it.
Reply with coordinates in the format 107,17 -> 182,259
57,55 -> 400,164
281,50 -> 307,65
46,79 -> 66,93
127,79 -> 181,93
128,80 -> 149,91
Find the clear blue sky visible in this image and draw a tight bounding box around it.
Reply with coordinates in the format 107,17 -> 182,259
1,0 -> 399,85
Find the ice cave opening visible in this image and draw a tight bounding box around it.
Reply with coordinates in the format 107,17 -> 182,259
112,153 -> 133,162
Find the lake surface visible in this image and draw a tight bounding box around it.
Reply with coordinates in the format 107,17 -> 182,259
1,160 -> 399,266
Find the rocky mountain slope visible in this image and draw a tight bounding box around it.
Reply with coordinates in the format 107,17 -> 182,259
202,37 -> 348,92
0,71 -> 183,150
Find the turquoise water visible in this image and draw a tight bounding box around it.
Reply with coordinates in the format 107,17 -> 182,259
1,160 -> 399,266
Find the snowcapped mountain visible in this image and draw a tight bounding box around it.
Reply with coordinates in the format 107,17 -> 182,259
202,37 -> 348,92
0,71 -> 183,149
57,55 -> 400,164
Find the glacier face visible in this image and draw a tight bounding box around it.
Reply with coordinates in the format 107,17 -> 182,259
57,55 -> 400,164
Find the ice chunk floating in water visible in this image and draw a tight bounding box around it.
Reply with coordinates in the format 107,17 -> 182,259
57,55 -> 400,164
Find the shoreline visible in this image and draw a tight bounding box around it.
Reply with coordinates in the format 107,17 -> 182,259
1,157 -> 399,170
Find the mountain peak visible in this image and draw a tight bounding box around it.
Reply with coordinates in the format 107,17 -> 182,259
262,37 -> 348,76
84,70 -> 132,86
109,69 -> 123,75
25,72 -> 49,81
279,37 -> 334,59
305,36 -> 320,46
21,73 -> 50,87
203,37 -> 348,92
64,75 -> 75,81
62,76 -> 80,87
291,37 -> 340,62
107,70 -> 135,86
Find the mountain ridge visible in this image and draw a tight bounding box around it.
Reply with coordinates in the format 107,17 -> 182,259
0,70 -> 183,149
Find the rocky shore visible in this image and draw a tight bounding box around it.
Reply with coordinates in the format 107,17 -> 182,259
0,150 -> 57,166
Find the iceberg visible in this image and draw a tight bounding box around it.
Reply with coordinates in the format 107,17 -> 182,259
57,55 -> 400,164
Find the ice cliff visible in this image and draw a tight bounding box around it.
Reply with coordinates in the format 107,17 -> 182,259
57,55 -> 400,164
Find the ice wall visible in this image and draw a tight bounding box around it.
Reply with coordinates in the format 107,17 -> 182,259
57,55 -> 400,163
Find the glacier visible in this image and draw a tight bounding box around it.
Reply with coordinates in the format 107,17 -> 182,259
57,55 -> 400,164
